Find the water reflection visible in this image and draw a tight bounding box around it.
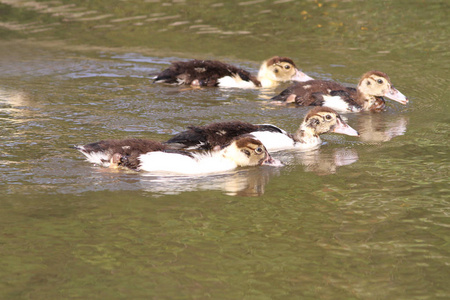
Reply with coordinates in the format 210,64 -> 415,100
354,113 -> 408,143
136,145 -> 360,197
0,87 -> 39,126
276,147 -> 359,175
0,88 -> 31,110
139,166 -> 282,197
82,145 -> 359,195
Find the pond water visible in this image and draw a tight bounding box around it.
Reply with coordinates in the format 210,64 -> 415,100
0,0 -> 449,299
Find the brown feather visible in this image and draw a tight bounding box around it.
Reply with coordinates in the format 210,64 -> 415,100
154,59 -> 261,87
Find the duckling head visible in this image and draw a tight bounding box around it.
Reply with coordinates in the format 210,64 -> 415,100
109,153 -> 123,169
298,107 -> 360,139
257,56 -> 313,87
222,134 -> 282,167
358,71 -> 408,107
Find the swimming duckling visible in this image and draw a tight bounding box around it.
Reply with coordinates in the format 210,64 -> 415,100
271,70 -> 408,112
153,56 -> 313,88
75,135 -> 281,174
75,139 -> 167,168
166,107 -> 359,152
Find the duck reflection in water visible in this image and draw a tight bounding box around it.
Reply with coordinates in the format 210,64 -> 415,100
138,166 -> 282,197
138,145 -> 361,196
285,113 -> 408,175
276,147 -> 359,176
354,113 -> 408,143
0,88 -> 36,121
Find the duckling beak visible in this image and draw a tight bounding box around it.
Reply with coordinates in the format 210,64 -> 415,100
384,87 -> 409,105
261,153 -> 284,167
332,118 -> 360,136
291,69 -> 314,82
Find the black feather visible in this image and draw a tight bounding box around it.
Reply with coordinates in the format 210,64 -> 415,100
166,121 -> 281,151
154,60 -> 261,87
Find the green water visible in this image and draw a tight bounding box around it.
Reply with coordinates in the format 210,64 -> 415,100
0,0 -> 449,299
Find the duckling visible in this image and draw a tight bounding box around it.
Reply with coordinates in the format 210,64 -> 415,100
271,70 -> 408,112
166,107 -> 359,152
256,56 -> 314,87
75,135 -> 281,174
74,139 -> 168,168
153,56 -> 313,88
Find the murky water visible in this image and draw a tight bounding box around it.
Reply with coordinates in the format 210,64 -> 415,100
0,0 -> 449,299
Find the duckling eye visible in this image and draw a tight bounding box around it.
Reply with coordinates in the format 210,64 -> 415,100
284,65 -> 290,70
366,81 -> 371,85
274,69 -> 279,73
325,114 -> 332,120
254,147 -> 263,154
377,79 -> 383,84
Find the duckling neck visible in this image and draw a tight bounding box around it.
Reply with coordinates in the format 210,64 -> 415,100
293,124 -> 320,145
257,65 -> 275,88
220,151 -> 235,164
220,147 -> 242,167
258,78 -> 276,88
356,88 -> 377,111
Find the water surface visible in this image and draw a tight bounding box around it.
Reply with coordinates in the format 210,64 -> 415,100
0,0 -> 449,299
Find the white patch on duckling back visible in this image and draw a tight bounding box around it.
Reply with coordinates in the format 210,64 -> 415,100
217,75 -> 257,88
285,94 -> 297,103
138,151 -> 237,175
250,131 -> 322,152
250,131 -> 295,152
176,78 -> 186,85
76,147 -> 112,167
256,124 -> 288,135
322,95 -> 356,113
185,141 -> 206,150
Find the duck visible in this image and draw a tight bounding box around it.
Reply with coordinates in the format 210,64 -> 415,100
271,70 -> 408,112
75,135 -> 282,175
165,107 -> 359,152
153,56 -> 313,88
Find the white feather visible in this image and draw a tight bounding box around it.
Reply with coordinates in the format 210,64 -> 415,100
217,76 -> 257,88
250,131 -> 322,152
138,152 -> 237,175
322,95 -> 355,113
250,131 -> 295,151
256,124 -> 288,135
76,147 -> 112,167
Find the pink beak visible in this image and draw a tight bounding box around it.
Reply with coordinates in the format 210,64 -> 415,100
384,87 -> 409,105
262,153 -> 284,167
291,69 -> 314,82
332,118 -> 360,136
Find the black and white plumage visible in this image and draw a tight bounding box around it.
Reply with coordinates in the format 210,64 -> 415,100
153,56 -> 313,88
166,122 -> 285,151
74,138 -> 170,169
166,107 -> 359,152
75,135 -> 281,174
271,70 -> 408,112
